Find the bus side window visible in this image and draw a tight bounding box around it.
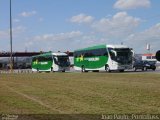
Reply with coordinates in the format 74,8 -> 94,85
45,56 -> 52,61
32,57 -> 36,62
75,51 -> 82,57
88,50 -> 95,57
74,52 -> 79,58
109,50 -> 116,60
53,57 -> 58,64
84,52 -> 90,57
73,52 -> 77,57
102,48 -> 108,56
38,56 -> 43,62
103,51 -> 108,56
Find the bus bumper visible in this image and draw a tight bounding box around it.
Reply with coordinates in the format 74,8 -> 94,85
117,65 -> 132,70
111,65 -> 132,70
58,67 -> 70,71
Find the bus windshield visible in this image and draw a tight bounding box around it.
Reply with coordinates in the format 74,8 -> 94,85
109,48 -> 133,64
54,56 -> 70,67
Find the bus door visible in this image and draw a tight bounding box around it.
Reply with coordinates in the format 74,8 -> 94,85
53,56 -> 59,70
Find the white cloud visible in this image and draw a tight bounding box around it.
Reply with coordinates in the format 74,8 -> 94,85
67,12 -> 160,52
0,30 -> 9,39
0,26 -> 26,39
63,12 -> 143,50
26,11 -> 160,52
0,26 -> 27,51
91,12 -> 141,39
13,19 -> 20,23
70,14 -> 94,24
114,0 -> 151,10
20,11 -> 37,17
25,31 -> 112,51
39,18 -> 44,22
25,31 -> 83,51
125,23 -> 160,53
33,31 -> 83,42
12,26 -> 26,34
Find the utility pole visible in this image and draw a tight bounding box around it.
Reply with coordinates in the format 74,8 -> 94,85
10,0 -> 13,72
146,43 -> 150,54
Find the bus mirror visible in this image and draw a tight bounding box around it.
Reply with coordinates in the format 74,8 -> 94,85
54,57 -> 58,64
111,50 -> 117,56
54,57 -> 58,61
131,50 -> 134,56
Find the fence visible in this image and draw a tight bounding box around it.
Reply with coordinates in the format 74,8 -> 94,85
0,69 -> 33,74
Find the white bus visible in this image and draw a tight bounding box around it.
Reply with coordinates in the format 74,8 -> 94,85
74,44 -> 134,72
32,52 -> 70,72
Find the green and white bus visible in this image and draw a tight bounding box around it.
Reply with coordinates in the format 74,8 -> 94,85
32,52 -> 70,72
74,44 -> 134,72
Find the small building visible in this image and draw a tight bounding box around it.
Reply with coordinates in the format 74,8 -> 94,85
142,53 -> 156,62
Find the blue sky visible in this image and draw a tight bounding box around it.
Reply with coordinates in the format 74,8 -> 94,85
0,0 -> 160,53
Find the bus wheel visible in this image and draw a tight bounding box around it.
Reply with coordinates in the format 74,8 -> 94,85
133,67 -> 136,71
93,70 -> 99,72
81,66 -> 85,73
119,70 -> 124,72
51,67 -> 53,72
105,65 -> 110,72
62,70 -> 65,72
144,67 -> 147,71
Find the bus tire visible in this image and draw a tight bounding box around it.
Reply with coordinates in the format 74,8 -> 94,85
93,70 -> 99,72
133,67 -> 136,71
144,67 -> 147,71
105,65 -> 110,72
81,66 -> 85,73
152,68 -> 156,71
51,67 -> 53,72
119,70 -> 124,72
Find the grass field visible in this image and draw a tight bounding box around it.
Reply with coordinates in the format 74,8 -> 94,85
0,72 -> 160,119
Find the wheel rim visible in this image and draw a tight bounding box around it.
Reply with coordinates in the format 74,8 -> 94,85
106,66 -> 110,72
82,66 -> 85,72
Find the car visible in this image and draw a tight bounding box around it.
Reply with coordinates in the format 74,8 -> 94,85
133,60 -> 156,71
133,60 -> 145,71
143,61 -> 156,71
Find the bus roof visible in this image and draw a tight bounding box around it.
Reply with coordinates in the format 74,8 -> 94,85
74,44 -> 130,52
107,44 -> 129,49
32,52 -> 67,58
74,44 -> 106,51
52,52 -> 68,56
